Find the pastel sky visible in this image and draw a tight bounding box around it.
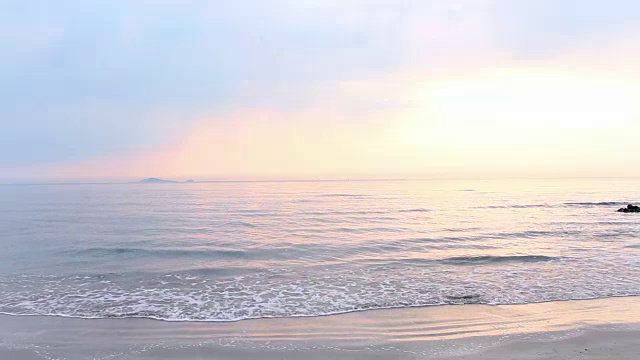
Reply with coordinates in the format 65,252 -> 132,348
2,0 -> 640,181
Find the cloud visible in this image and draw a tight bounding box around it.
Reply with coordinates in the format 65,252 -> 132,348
2,0 -> 640,180
0,0 -> 501,168
22,40 -> 639,182
493,0 -> 640,57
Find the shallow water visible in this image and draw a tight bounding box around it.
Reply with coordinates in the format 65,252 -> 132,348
0,179 -> 639,321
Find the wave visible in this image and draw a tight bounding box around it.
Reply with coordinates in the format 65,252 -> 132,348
478,204 -> 550,209
563,201 -> 631,206
1,263 -> 638,323
441,255 -> 560,265
492,230 -> 573,238
2,295 -> 639,323
368,254 -> 561,266
476,201 -> 631,209
225,221 -> 257,228
317,193 -> 370,198
300,210 -> 390,215
73,247 -> 247,258
371,231 -> 563,250
397,208 -> 431,213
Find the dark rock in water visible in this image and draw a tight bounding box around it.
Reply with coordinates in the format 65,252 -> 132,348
184,179 -> 195,183
618,204 -> 640,213
140,177 -> 178,184
446,294 -> 480,300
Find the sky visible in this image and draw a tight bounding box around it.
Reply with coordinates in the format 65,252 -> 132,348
1,0 -> 640,181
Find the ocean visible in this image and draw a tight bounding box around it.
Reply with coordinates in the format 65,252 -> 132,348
1,179 -> 639,322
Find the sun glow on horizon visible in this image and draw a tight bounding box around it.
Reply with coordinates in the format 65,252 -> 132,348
7,62 -> 640,181
151,65 -> 640,179
399,67 -> 638,147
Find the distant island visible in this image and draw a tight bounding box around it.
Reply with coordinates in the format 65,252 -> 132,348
140,178 -> 195,184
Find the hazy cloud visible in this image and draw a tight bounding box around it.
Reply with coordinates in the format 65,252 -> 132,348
1,0 -> 638,172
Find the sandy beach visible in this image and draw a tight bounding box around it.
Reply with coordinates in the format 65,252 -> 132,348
1,296 -> 638,359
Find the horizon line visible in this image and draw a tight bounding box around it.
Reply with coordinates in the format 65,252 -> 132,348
2,176 -> 640,186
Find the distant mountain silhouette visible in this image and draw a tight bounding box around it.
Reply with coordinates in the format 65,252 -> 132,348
140,177 -> 178,184
140,178 -> 196,184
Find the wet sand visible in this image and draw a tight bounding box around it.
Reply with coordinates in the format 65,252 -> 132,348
1,297 -> 639,359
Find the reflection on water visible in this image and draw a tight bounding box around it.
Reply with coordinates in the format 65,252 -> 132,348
0,179 -> 638,321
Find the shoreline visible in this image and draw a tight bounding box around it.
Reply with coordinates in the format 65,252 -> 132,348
1,294 -> 639,323
1,296 -> 639,359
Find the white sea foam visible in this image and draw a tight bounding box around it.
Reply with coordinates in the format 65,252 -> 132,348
1,261 -> 639,322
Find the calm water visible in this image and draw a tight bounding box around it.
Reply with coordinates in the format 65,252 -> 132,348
1,179 -> 639,321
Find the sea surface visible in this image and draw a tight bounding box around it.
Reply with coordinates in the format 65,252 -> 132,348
1,179 -> 639,322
